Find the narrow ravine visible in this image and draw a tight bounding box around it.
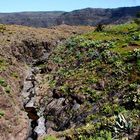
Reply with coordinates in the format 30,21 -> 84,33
22,67 -> 46,140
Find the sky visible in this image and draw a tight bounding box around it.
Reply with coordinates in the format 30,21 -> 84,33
0,0 -> 140,13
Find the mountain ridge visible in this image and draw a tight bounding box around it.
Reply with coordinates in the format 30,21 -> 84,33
0,6 -> 139,27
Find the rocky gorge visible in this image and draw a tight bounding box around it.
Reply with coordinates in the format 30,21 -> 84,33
0,24 -> 94,140
0,21 -> 140,140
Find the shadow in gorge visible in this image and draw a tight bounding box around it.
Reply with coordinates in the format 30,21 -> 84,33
25,107 -> 39,140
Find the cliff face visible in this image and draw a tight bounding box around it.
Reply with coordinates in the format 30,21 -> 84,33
0,6 -> 140,27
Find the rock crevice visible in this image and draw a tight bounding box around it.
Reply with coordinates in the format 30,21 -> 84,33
22,67 -> 46,140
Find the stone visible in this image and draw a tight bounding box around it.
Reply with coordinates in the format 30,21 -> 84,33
34,116 -> 46,136
72,100 -> 80,111
70,94 -> 85,104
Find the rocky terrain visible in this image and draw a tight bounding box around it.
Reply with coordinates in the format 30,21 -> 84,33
0,6 -> 139,27
41,23 -> 140,140
0,18 -> 140,140
0,24 -> 94,140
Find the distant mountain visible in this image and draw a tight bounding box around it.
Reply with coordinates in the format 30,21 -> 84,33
0,6 -> 140,27
57,6 -> 140,26
0,11 -> 64,27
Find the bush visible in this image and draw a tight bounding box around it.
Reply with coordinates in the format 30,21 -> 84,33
95,24 -> 104,32
0,24 -> 6,33
5,85 -> 11,93
0,110 -> 4,118
134,12 -> 140,28
0,78 -> 7,87
44,135 -> 58,140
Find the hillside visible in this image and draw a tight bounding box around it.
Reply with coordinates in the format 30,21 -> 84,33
0,15 -> 140,140
57,6 -> 140,26
0,24 -> 94,140
0,22 -> 140,140
42,23 -> 140,140
0,6 -> 140,27
0,11 -> 64,28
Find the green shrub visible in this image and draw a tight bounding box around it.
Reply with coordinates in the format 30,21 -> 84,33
77,130 -> 112,140
95,24 -> 105,32
134,12 -> 140,28
43,135 -> 58,140
0,110 -> 4,118
0,78 -> 7,87
0,24 -> 6,33
5,85 -> 11,93
0,59 -> 8,71
11,72 -> 19,79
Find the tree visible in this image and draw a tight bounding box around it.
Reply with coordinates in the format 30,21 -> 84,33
95,23 -> 104,32
134,12 -> 140,28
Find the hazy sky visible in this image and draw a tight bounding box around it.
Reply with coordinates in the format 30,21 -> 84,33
0,0 -> 140,13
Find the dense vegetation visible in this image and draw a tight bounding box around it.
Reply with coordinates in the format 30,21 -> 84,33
43,23 -> 140,140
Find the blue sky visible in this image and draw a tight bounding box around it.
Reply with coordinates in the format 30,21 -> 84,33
0,0 -> 140,13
